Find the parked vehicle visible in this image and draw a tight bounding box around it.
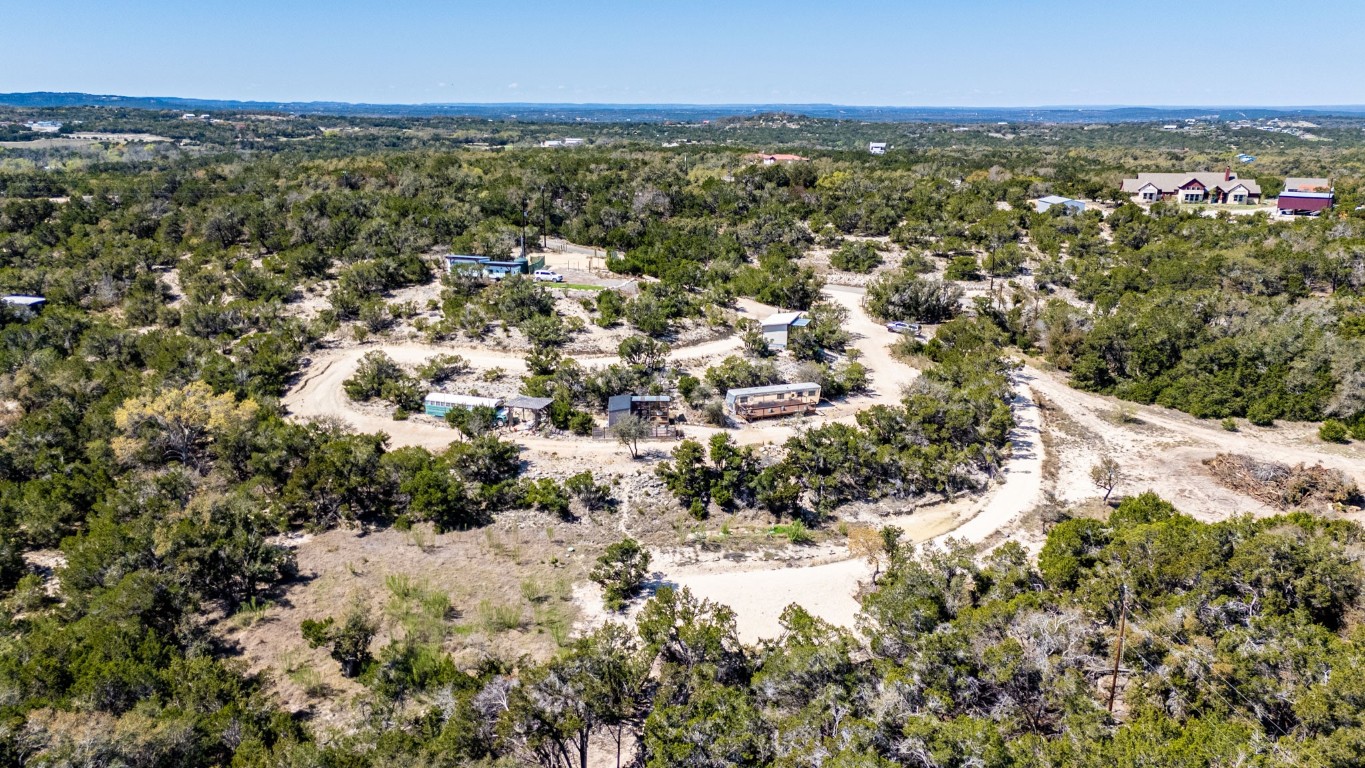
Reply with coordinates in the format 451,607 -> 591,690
533,269 -> 565,282
886,321 -> 920,334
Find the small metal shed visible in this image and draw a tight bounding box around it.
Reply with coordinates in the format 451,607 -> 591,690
607,394 -> 672,426
760,312 -> 811,350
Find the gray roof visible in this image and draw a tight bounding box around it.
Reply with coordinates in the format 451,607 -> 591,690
1120,172 -> 1261,195
724,382 -> 821,400
762,311 -> 806,328
1038,195 -> 1079,205
1284,177 -> 1331,193
506,396 -> 554,410
607,394 -> 672,412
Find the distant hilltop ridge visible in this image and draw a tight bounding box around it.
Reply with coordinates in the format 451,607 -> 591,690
3,91 -> 1365,123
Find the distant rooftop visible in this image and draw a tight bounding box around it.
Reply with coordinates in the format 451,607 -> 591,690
2,295 -> 46,306
1284,177 -> 1332,193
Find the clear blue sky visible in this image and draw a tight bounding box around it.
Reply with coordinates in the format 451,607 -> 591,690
3,0 -> 1362,106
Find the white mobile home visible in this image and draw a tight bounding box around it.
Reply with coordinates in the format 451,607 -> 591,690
724,382 -> 821,420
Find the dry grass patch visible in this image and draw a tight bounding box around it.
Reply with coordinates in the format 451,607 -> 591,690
219,510 -> 629,722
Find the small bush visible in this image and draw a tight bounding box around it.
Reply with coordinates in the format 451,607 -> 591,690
687,499 -> 706,520
770,520 -> 814,545
701,399 -> 729,427
565,471 -> 613,510
477,600 -> 525,632
590,537 -> 652,611
944,255 -> 982,281
568,411 -> 595,436
678,375 -> 700,400
1319,420 -> 1350,444
830,241 -> 883,273
1221,418 -> 1239,432
522,478 -> 571,519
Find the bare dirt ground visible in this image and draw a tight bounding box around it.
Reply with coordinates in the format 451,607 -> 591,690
276,246 -> 1365,649
222,510 -> 621,727
1024,360 -> 1365,523
281,331 -> 743,465
0,133 -> 173,148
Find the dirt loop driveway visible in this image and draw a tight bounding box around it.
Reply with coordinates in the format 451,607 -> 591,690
280,284 -> 918,459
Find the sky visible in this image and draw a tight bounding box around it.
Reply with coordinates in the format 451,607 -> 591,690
3,0 -> 1363,107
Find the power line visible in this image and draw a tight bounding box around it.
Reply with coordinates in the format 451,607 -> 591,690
1119,589 -> 1292,740
1107,583 -> 1127,713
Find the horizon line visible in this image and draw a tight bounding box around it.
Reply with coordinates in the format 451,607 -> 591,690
5,92 -> 1365,112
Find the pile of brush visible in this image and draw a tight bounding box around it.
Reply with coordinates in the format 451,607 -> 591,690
1203,453 -> 1362,510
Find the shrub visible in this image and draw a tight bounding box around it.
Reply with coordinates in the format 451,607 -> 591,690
701,399 -> 729,427
445,404 -> 500,437
1319,420 -> 1350,444
705,355 -> 782,392
568,411 -> 596,436
944,255 -> 982,281
829,241 -> 882,273
565,471 -> 613,510
771,520 -> 814,545
522,477 -> 571,519
301,605 -> 377,678
343,351 -> 406,401
595,289 -> 625,326
864,269 -> 963,323
678,374 -> 700,400
417,354 -> 470,383
590,538 -> 652,611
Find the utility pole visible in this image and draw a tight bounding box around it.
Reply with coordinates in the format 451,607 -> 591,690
540,184 -> 549,250
1107,584 -> 1128,714
519,195 -> 528,259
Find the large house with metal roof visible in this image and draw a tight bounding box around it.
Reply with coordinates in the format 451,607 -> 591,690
1121,170 -> 1261,205
1278,178 -> 1334,216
